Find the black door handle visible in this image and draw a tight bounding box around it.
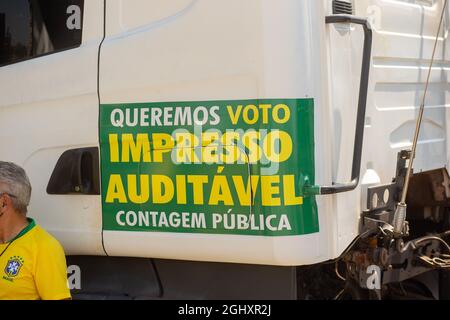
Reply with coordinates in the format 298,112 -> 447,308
47,147 -> 100,195
305,15 -> 372,195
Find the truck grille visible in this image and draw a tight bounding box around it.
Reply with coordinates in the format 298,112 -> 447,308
332,0 -> 354,15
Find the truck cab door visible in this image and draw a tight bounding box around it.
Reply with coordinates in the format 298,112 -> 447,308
0,1 -> 105,255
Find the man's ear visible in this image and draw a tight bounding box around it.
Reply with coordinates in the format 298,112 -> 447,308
1,194 -> 10,208
0,198 -> 6,216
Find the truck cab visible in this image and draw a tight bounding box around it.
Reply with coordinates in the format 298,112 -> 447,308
1,0 -> 450,299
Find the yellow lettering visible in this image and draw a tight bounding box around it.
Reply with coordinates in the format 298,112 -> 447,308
222,132 -> 244,164
127,175 -> 150,204
259,104 -> 272,124
227,105 -> 243,125
122,133 -> 151,163
109,134 -> 119,162
261,176 -> 281,206
242,104 -> 259,125
175,133 -> 199,163
272,104 -> 290,124
283,175 -> 303,206
202,131 -> 220,163
152,175 -> 174,204
105,174 -> 127,203
187,175 -> 208,205
176,175 -> 187,204
209,175 -> 233,206
242,131 -> 262,163
152,133 -> 174,163
232,175 -> 259,206
264,131 -> 292,163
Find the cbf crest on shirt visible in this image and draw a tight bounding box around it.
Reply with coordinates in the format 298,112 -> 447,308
4,256 -> 24,279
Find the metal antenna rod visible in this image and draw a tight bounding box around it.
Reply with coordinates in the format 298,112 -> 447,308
393,0 -> 448,236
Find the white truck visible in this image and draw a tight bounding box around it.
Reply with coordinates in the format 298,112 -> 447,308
1,0 -> 450,299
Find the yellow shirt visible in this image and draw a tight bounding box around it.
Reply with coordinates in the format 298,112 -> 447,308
0,219 -> 71,300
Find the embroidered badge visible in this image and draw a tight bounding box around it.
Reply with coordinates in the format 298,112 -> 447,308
4,256 -> 24,278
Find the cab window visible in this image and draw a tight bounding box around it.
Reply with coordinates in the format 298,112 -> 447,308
0,0 -> 84,66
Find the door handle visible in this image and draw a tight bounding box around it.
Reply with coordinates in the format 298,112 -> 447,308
47,147 -> 100,195
305,15 -> 372,195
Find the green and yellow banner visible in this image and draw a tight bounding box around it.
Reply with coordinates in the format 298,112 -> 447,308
100,98 -> 318,236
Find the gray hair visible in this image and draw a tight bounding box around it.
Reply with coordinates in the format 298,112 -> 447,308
0,162 -> 32,214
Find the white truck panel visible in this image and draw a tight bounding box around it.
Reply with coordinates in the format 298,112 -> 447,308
0,1 -> 105,255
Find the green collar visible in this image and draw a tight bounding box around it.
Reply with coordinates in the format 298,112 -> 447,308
9,218 -> 36,243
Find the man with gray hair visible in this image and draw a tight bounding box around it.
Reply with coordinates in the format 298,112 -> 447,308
0,161 -> 71,300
